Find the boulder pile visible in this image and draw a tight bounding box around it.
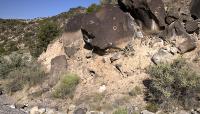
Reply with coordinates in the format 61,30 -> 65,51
64,0 -> 200,57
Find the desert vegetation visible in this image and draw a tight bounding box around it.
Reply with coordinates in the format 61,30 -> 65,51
113,107 -> 128,114
146,58 -> 200,111
29,20 -> 61,57
52,73 -> 80,98
0,52 -> 45,94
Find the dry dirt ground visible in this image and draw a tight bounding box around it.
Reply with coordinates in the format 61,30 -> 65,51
9,30 -> 200,113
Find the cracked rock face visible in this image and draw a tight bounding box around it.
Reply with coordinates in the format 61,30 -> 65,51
81,5 -> 136,50
118,0 -> 166,30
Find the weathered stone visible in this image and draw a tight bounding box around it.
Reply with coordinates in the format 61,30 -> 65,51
49,55 -> 68,86
151,48 -> 174,64
0,105 -> 27,114
190,0 -> 200,19
165,10 -> 179,25
65,14 -> 85,32
178,39 -> 197,54
81,5 -> 136,50
118,0 -> 166,30
185,20 -> 199,34
74,107 -> 87,114
170,47 -> 179,55
160,21 -> 190,39
50,55 -> 67,73
110,53 -> 121,63
86,51 -> 93,59
141,110 -> 155,114
64,45 -> 79,58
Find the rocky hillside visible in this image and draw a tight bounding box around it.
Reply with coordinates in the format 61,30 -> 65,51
1,0 -> 200,114
0,7 -> 85,57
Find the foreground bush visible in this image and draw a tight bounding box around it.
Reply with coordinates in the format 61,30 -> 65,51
113,108 -> 127,114
147,59 -> 200,110
53,73 -> 80,98
0,52 -> 45,94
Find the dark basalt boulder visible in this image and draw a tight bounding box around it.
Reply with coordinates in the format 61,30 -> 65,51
185,20 -> 199,34
65,14 -> 84,32
118,0 -> 166,30
178,39 -> 197,54
50,55 -> 68,73
190,0 -> 200,19
49,55 -> 68,86
81,5 -> 136,50
160,20 -> 189,39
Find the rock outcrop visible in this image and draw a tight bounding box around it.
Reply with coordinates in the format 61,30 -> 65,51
66,5 -> 137,50
118,0 -> 166,31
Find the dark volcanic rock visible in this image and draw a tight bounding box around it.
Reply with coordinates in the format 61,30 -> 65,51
190,0 -> 200,19
81,5 -> 136,50
50,55 -> 68,73
49,55 -> 68,86
118,0 -> 166,30
185,20 -> 199,33
160,20 -> 190,39
65,14 -> 84,32
64,45 -> 80,58
178,39 -> 197,54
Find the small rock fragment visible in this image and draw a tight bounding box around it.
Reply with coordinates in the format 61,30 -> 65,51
74,107 -> 87,114
99,85 -> 106,93
141,110 -> 155,114
152,48 -> 174,64
110,53 -> 121,63
170,47 -> 179,55
86,51 -> 93,59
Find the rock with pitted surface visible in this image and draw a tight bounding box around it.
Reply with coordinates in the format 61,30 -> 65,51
118,0 -> 166,30
65,5 -> 137,50
81,5 -> 136,50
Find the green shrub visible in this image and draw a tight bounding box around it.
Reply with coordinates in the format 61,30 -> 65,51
30,21 -> 60,57
129,86 -> 142,96
145,103 -> 159,113
146,58 -> 200,111
53,73 -> 80,98
0,52 -> 45,94
86,4 -> 101,13
113,108 -> 128,114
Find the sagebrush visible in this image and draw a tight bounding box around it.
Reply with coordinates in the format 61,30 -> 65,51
53,73 -> 80,98
147,59 -> 200,111
0,52 -> 45,94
